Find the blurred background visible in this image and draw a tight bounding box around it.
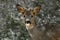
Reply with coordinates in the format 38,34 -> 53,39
0,0 -> 60,40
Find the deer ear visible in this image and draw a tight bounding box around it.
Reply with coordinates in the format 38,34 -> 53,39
16,4 -> 25,14
33,6 -> 41,14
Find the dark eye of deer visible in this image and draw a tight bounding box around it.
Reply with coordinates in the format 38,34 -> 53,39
24,15 -> 25,17
33,13 -> 35,15
31,15 -> 33,18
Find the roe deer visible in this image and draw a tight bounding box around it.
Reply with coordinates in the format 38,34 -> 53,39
16,4 -> 60,40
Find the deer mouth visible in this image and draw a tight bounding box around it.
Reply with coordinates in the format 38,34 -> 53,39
25,23 -> 31,27
25,23 -> 33,30
25,20 -> 34,29
25,21 -> 32,27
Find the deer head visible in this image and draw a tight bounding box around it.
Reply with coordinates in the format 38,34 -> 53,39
16,4 -> 41,30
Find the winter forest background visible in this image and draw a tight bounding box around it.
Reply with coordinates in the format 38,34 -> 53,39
0,0 -> 60,40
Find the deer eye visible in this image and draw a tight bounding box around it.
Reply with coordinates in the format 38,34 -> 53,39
33,13 -> 35,15
24,15 -> 25,17
31,15 -> 33,18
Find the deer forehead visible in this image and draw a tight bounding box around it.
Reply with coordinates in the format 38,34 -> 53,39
21,8 -> 33,16
25,10 -> 31,16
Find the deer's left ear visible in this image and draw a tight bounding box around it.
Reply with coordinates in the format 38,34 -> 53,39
33,6 -> 41,14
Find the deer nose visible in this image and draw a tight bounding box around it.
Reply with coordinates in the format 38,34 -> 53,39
25,19 -> 31,24
25,21 -> 31,24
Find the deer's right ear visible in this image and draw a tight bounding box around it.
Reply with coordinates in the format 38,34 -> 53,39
16,4 -> 25,15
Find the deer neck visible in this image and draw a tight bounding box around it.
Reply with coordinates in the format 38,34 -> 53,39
26,24 -> 41,40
